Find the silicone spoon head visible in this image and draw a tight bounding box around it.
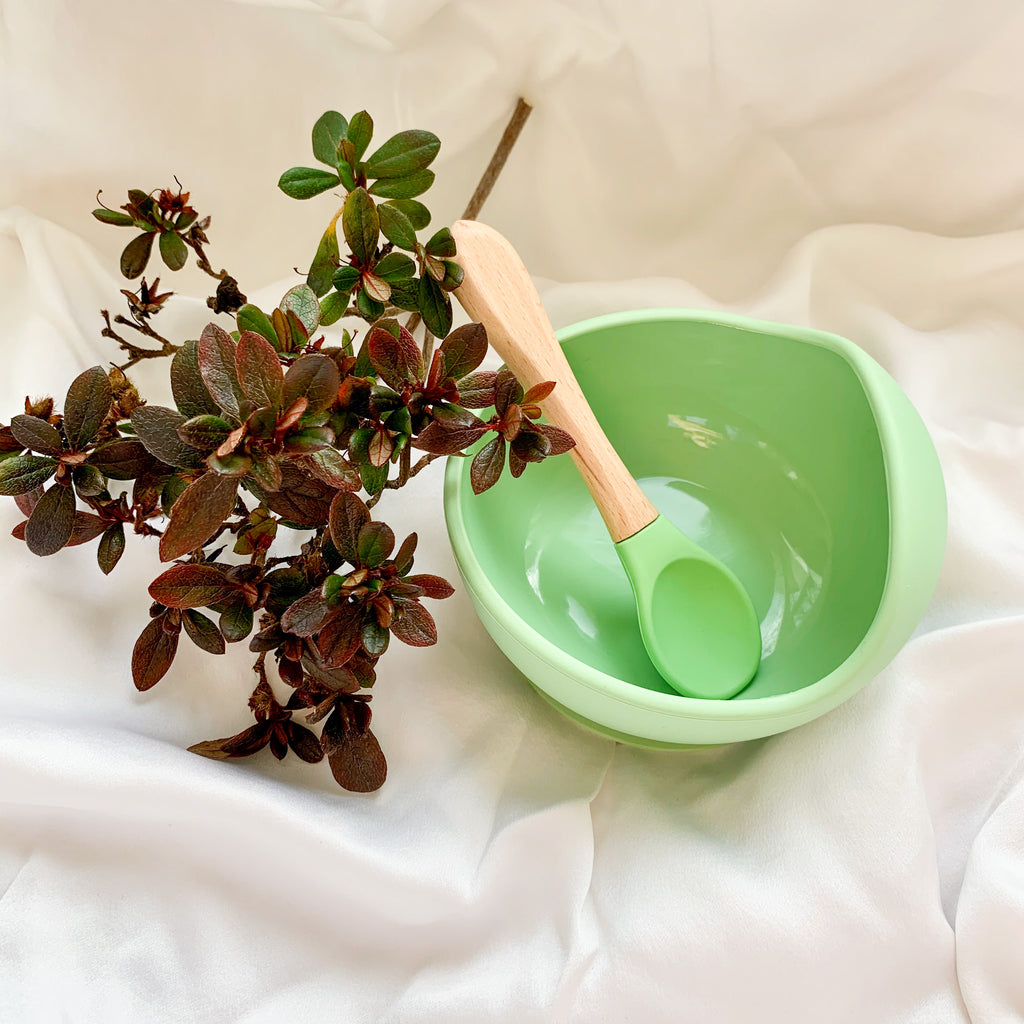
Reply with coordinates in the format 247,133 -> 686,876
615,515 -> 761,699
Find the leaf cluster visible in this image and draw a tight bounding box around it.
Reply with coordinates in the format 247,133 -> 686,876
2,108 -> 575,793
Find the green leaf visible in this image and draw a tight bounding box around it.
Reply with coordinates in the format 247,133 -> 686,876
72,464 -> 106,498
120,232 -> 155,278
387,278 -> 420,312
149,564 -> 233,609
132,615 -> 179,691
183,609 -> 226,654
346,110 -> 373,161
439,322 -> 488,380
282,353 -> 341,416
440,259 -> 464,292
158,230 -> 188,271
307,224 -> 340,298
282,427 -> 333,454
158,472 -> 240,562
93,208 -> 135,227
328,490 -> 370,563
236,305 -> 279,349
342,188 -> 379,266
197,323 -> 244,419
176,414 -> 233,451
236,330 -> 284,410
318,291 -> 348,327
278,166 -> 341,200
332,264 -> 361,294
97,523 -> 126,575
368,169 -> 434,200
378,203 -> 418,250
312,110 -> 348,167
355,288 -> 385,322
171,339 -> 220,418
365,130 -> 440,179
219,600 -> 254,643
64,365 -> 112,450
25,484 -> 76,556
385,199 -> 430,230
281,284 -> 321,337
418,274 -> 452,338
207,452 -> 252,476
425,227 -> 456,258
131,405 -> 206,469
10,415 -> 62,456
360,617 -> 390,657
337,159 -> 356,191
374,252 -> 416,281
0,454 -> 57,496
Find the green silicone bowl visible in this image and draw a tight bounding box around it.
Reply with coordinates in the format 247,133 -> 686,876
443,310 -> 946,747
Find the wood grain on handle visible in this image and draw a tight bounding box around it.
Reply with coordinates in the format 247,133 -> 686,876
450,220 -> 658,543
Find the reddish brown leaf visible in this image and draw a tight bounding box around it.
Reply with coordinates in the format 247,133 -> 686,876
317,604 -> 362,668
188,722 -> 272,760
10,521 -> 26,541
158,472 -> 239,562
149,564 -> 233,609
236,330 -> 284,410
9,414 -> 62,456
66,512 -> 108,547
88,439 -> 158,480
329,490 -> 370,563
494,368 -> 523,417
537,423 -> 576,456
522,380 -> 556,405
63,366 -> 112,450
322,710 -> 387,792
404,574 -> 455,600
131,406 -> 206,469
254,463 -> 335,526
282,354 -> 341,416
457,370 -> 498,409
366,426 -> 393,467
413,419 -> 488,456
438,322 -> 487,381
197,323 -> 244,419
391,601 -> 438,647
298,449 -> 361,492
25,484 -> 76,556
470,435 -> 505,495
393,532 -> 417,575
287,723 -> 325,763
183,609 -> 226,654
366,323 -> 423,391
132,616 -> 179,691
280,588 -> 331,637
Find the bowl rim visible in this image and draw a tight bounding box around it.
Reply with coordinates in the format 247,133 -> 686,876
443,307 -> 913,723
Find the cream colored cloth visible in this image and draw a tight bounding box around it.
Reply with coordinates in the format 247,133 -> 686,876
1,1 -> 1023,1021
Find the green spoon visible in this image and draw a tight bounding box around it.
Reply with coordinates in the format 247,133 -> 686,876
450,220 -> 761,699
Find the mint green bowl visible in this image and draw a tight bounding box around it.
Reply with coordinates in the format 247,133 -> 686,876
443,310 -> 946,747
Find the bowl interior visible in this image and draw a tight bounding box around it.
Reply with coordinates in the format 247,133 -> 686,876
451,315 -> 890,700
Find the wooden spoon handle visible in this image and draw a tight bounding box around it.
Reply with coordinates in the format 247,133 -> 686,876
450,220 -> 657,542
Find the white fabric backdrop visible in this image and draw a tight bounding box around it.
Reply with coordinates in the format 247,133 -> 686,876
1,1 -> 1023,1021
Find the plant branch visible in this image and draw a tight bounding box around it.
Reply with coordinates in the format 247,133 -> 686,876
405,96 -> 532,337
101,309 -> 181,369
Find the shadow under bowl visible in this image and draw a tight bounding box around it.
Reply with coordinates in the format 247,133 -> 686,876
443,310 -> 946,747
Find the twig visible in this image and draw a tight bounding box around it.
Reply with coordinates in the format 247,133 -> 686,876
461,97 -> 533,221
101,309 -> 181,370
383,451 -> 442,490
405,96 -> 533,337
